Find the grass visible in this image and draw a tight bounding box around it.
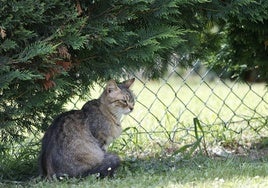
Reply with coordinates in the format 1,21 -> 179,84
2,156 -> 268,187
1,75 -> 268,187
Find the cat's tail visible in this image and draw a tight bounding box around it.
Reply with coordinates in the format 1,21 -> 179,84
84,153 -> 120,178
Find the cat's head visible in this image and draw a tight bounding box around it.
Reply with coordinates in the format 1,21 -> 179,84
101,78 -> 135,115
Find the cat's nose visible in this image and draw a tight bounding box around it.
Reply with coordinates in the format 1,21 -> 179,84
129,106 -> 134,111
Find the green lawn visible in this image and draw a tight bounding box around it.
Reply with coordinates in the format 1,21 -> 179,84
4,156 -> 268,187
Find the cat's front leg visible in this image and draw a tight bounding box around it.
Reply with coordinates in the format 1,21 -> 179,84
102,145 -> 108,151
101,136 -> 114,151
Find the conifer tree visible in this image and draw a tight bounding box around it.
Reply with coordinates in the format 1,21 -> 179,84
194,0 -> 268,81
0,0 -> 197,149
1,0 -> 268,153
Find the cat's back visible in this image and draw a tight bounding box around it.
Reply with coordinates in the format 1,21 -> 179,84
44,110 -> 84,133
40,108 -> 106,178
42,99 -> 101,146
41,110 -> 86,150
81,99 -> 101,113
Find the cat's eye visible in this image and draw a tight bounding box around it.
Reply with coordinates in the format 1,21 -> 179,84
121,100 -> 127,104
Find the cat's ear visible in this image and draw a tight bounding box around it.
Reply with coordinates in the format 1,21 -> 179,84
122,78 -> 135,89
106,80 -> 120,94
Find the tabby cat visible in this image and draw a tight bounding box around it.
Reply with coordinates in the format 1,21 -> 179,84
39,78 -> 135,179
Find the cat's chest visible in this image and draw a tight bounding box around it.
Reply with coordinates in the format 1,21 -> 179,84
102,123 -> 122,150
110,123 -> 122,139
107,123 -> 122,142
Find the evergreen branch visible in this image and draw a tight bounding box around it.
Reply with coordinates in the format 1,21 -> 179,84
17,42 -> 58,63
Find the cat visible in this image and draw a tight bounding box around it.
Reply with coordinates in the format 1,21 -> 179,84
39,78 -> 135,179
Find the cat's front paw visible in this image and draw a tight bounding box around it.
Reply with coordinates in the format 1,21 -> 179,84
102,145 -> 108,151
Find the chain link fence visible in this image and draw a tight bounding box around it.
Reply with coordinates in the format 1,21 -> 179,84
68,62 -> 268,157
1,62 -> 268,181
